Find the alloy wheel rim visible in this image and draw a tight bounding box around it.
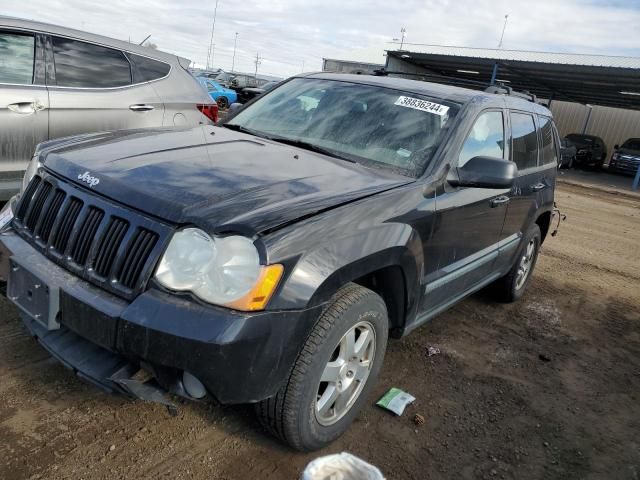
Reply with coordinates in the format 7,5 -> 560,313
515,239 -> 536,290
314,321 -> 376,426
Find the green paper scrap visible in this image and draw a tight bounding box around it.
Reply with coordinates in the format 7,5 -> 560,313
376,387 -> 416,416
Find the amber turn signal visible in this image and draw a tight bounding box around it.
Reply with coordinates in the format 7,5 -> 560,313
225,264 -> 284,311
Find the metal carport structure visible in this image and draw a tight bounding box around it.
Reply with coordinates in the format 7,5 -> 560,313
384,45 -> 640,110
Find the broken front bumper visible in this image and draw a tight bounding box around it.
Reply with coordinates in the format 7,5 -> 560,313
0,230 -> 321,406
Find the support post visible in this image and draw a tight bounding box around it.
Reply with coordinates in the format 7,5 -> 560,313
633,164 -> 640,192
490,63 -> 499,86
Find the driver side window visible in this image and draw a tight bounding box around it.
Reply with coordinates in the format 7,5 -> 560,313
458,111 -> 505,167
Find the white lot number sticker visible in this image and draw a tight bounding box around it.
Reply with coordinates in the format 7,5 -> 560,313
394,96 -> 449,116
0,206 -> 13,231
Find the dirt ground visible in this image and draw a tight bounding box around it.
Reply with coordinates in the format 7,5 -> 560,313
1,182 -> 639,480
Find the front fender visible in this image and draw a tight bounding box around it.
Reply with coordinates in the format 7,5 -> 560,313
267,221 -> 424,312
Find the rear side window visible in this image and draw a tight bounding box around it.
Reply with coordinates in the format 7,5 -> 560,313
0,32 -> 35,85
538,116 -> 558,165
510,112 -> 538,170
128,53 -> 170,83
458,111 -> 505,167
52,37 -> 131,88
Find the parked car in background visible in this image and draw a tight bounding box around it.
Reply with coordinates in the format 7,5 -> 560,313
210,71 -> 236,87
237,81 -> 280,103
609,138 -> 640,176
0,16 -> 216,200
1,73 -> 558,451
197,77 -> 238,108
565,134 -> 607,169
559,137 -> 577,169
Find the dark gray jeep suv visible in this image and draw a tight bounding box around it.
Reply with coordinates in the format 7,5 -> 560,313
0,73 -> 559,451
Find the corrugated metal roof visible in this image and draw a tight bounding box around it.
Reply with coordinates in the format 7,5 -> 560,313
385,45 -> 640,110
391,44 -> 640,69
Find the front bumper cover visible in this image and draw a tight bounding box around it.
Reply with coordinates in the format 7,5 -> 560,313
0,230 -> 322,405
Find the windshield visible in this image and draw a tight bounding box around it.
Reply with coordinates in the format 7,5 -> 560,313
622,139 -> 640,151
226,78 -> 458,176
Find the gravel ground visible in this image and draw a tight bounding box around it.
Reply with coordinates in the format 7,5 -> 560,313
1,182 -> 639,480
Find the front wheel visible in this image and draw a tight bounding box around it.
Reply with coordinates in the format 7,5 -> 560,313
491,223 -> 541,302
256,283 -> 388,451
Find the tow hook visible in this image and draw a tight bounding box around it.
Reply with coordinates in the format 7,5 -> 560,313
551,201 -> 566,237
110,367 -> 179,416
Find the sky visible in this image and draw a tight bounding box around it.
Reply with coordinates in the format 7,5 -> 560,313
2,0 -> 640,78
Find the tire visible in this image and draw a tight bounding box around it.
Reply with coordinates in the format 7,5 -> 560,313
217,96 -> 229,109
491,223 -> 541,303
256,283 -> 388,451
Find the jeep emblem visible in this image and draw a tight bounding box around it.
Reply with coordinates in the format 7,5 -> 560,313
78,171 -> 100,187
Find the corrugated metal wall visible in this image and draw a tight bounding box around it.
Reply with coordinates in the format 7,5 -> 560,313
551,101 -> 640,156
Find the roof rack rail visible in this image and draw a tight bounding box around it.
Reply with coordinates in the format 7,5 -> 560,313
485,84 -> 538,103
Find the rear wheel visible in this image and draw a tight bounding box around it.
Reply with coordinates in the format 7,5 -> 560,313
217,96 -> 229,109
491,223 -> 541,302
256,283 -> 388,451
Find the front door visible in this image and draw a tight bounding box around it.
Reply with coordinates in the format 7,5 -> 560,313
46,35 -> 164,140
0,30 -> 49,195
421,110 -> 509,315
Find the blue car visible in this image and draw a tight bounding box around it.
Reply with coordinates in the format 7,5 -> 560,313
197,77 -> 238,109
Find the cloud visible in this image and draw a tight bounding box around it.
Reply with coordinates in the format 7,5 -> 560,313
2,0 -> 639,78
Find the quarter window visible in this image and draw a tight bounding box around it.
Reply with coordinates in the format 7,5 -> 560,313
510,112 -> 538,170
458,111 -> 505,167
538,116 -> 558,165
52,37 -> 131,88
128,53 -> 170,83
0,32 -> 35,85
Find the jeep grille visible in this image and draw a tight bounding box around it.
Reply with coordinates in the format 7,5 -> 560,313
13,174 -> 169,300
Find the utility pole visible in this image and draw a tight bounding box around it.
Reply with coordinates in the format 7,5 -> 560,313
393,27 -> 407,50
498,14 -> 509,49
301,60 -> 305,73
231,32 -> 239,72
254,52 -> 262,78
206,0 -> 220,69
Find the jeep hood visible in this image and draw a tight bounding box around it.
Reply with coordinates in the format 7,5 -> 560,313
40,126 -> 412,233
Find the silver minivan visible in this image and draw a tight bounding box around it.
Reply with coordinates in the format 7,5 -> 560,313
0,16 -> 216,199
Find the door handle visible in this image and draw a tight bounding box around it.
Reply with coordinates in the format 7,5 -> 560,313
531,182 -> 546,192
8,101 -> 44,114
490,195 -> 510,208
129,104 -> 155,112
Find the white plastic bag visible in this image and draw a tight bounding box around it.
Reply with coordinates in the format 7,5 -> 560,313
302,452 -> 385,480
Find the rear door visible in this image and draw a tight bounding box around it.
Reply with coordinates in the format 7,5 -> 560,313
46,35 -> 164,139
0,30 -> 49,192
498,111 -> 547,272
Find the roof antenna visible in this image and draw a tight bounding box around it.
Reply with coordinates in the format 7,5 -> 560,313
497,14 -> 509,49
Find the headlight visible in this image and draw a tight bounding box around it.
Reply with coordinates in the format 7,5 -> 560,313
155,228 -> 283,311
21,155 -> 41,193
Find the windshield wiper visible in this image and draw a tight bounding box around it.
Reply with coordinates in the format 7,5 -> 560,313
221,123 -> 268,138
222,124 -> 356,163
266,137 -> 356,163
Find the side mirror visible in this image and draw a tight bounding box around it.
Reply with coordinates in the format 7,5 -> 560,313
228,102 -> 243,114
450,156 -> 517,189
614,144 -> 619,150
